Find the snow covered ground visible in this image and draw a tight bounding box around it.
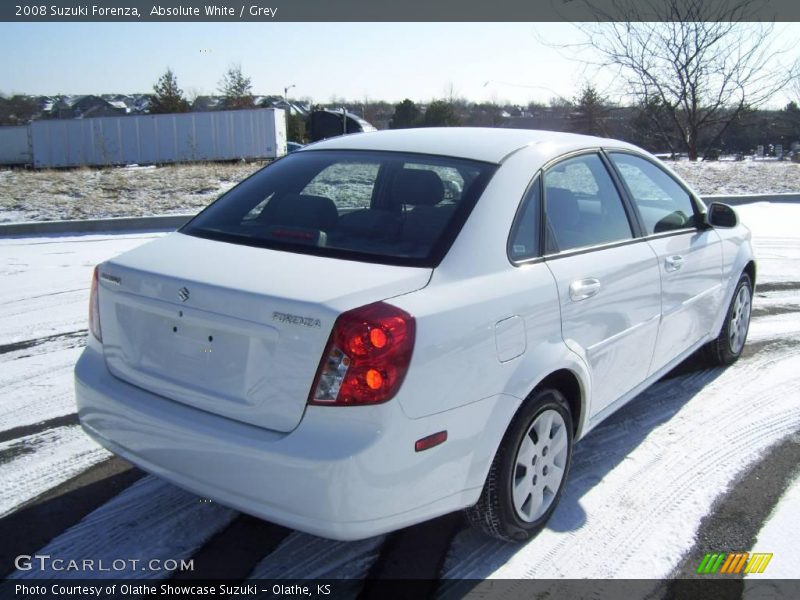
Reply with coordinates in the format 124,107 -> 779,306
671,160 -> 800,196
1,158 -> 799,223
0,163 -> 257,223
0,202 -> 798,584
0,232 -> 164,514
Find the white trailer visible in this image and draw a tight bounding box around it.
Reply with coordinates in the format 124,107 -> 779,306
28,108 -> 286,168
0,126 -> 32,165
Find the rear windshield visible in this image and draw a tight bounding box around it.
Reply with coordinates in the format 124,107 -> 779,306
181,150 -> 496,267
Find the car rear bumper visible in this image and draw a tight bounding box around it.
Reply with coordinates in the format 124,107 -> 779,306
74,344 -> 504,540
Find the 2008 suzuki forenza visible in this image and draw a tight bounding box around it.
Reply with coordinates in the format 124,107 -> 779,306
75,128 -> 755,541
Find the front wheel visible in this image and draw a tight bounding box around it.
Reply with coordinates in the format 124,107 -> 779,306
465,388 -> 573,541
705,273 -> 752,366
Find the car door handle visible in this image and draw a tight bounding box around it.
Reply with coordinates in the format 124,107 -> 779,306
569,278 -> 601,301
665,255 -> 685,272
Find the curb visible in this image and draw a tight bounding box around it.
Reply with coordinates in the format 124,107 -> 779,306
0,214 -> 193,237
702,193 -> 800,206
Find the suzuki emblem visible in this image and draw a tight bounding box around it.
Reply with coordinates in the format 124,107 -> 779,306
178,287 -> 190,302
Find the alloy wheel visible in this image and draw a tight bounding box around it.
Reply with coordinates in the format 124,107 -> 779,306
728,284 -> 751,355
512,409 -> 569,523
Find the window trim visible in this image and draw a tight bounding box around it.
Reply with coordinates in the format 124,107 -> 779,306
603,149 -> 706,239
542,235 -> 653,262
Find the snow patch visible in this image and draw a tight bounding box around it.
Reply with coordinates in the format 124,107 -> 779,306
0,426 -> 110,517
746,470 -> 800,580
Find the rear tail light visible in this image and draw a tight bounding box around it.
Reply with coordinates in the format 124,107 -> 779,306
89,266 -> 102,342
309,302 -> 415,406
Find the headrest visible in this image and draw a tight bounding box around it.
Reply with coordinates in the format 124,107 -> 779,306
546,187 -> 580,229
392,169 -> 445,207
261,193 -> 338,231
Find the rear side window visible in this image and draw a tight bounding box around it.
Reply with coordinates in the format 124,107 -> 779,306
608,153 -> 698,234
182,150 -> 495,267
543,153 -> 633,253
508,177 -> 541,261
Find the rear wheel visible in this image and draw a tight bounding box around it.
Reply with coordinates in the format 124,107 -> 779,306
705,273 -> 752,366
466,388 -> 573,541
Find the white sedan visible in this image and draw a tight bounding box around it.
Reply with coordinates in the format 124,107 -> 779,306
75,128 -> 755,541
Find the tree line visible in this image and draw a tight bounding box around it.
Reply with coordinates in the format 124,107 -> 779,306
380,89 -> 800,159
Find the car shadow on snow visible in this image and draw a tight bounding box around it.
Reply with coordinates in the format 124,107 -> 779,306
547,352 -> 721,534
439,350 -> 727,584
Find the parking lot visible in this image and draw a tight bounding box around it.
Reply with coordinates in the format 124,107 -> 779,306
1,201 -> 799,588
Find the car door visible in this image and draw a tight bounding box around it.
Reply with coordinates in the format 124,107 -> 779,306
542,153 -> 662,418
607,152 -> 724,375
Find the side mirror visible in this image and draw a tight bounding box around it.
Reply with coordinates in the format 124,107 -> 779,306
705,202 -> 738,228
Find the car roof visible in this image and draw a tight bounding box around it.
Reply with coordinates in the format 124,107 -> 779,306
301,127 -> 637,164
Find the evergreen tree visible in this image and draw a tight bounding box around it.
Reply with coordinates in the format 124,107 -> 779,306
389,99 -> 421,129
421,100 -> 460,127
571,85 -> 608,136
777,102 -> 800,144
0,94 -> 38,125
467,102 -> 505,127
149,68 -> 190,114
218,64 -> 254,110
287,112 -> 307,142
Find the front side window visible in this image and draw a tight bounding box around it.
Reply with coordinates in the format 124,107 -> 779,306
609,153 -> 698,234
543,153 -> 633,253
181,150 -> 495,267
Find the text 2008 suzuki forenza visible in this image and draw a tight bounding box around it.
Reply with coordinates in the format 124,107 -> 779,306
75,128 -> 755,541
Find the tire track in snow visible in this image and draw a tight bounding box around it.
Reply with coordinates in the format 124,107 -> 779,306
0,346 -> 84,431
0,425 -> 110,518
0,413 -> 78,445
8,476 -> 237,580
671,430 -> 800,581
0,287 -> 85,307
0,328 -> 86,357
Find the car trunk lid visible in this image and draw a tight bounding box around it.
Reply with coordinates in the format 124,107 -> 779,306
98,232 -> 431,432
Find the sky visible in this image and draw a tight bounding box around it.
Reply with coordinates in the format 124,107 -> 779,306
1,22 -> 798,107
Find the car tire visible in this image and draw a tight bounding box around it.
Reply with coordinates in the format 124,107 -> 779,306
705,273 -> 753,366
465,388 -> 573,542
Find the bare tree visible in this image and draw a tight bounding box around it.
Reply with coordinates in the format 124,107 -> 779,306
571,0 -> 798,160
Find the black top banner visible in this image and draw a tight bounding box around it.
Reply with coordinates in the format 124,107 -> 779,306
2,0 -> 800,22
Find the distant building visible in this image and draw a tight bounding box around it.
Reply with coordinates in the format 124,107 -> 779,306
48,95 -> 126,119
192,95 -> 222,112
